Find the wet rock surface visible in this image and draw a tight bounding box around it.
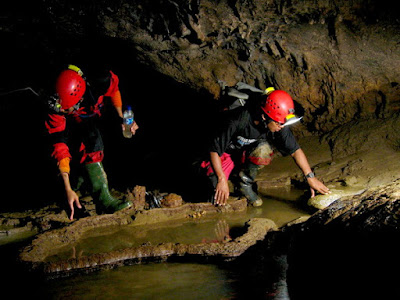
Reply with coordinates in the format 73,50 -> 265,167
33,218 -> 275,277
285,179 -> 400,233
18,196 -> 274,277
279,179 -> 400,300
160,193 -> 183,208
307,184 -> 365,210
0,205 -> 70,239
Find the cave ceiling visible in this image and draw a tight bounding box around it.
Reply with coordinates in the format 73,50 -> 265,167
2,0 -> 400,133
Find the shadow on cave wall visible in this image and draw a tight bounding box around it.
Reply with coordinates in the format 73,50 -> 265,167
101,57 -> 218,203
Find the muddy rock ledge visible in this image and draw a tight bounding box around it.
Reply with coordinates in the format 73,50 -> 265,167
17,178 -> 400,279
17,188 -> 278,277
284,179 -> 400,233
275,179 -> 400,299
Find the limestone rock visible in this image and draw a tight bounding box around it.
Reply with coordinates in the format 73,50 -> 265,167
6,0 -> 398,135
308,189 -> 345,210
161,193 -> 183,208
126,186 -> 146,211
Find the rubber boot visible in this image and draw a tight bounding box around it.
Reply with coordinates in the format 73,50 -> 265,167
85,162 -> 132,213
239,164 -> 263,207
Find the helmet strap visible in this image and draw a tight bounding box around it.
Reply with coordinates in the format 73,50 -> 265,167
72,98 -> 83,110
261,112 -> 274,122
260,113 -> 273,130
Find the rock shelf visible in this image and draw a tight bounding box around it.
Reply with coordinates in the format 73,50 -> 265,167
18,198 -> 278,277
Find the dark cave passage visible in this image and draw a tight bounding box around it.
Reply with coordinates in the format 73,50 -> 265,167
0,34 -> 218,211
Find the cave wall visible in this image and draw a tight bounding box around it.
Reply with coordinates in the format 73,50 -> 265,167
36,0 -> 400,133
2,0 -> 400,134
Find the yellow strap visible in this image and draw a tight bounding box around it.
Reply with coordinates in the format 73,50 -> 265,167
265,87 -> 275,95
68,64 -> 83,76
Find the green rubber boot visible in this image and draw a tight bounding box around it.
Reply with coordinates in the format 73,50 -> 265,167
85,162 -> 132,213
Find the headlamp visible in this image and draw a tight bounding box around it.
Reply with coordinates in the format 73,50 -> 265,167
282,115 -> 303,127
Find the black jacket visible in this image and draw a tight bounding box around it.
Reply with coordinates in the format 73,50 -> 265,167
209,106 -> 300,157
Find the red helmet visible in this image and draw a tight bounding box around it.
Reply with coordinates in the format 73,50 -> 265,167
261,90 -> 295,124
55,68 -> 86,109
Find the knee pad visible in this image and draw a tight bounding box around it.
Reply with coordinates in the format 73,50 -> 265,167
246,141 -> 274,166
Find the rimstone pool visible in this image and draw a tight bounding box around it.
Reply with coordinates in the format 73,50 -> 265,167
44,190 -> 307,263
10,186 -> 310,299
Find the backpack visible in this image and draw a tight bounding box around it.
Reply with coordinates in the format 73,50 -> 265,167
218,81 -> 272,111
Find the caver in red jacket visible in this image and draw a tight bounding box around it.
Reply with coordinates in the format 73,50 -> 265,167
45,68 -> 123,175
45,65 -> 137,220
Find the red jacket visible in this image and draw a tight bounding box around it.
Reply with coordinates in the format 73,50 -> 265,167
45,71 -> 122,173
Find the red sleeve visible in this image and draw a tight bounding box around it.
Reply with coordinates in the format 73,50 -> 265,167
110,90 -> 122,108
52,143 -> 71,162
45,113 -> 66,134
104,71 -> 120,97
45,113 -> 71,162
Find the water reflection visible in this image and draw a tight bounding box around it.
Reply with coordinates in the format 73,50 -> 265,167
201,219 -> 232,243
267,255 -> 290,300
42,254 -> 292,299
45,263 -> 237,300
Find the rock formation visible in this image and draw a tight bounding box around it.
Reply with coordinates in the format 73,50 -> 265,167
34,0 -> 400,133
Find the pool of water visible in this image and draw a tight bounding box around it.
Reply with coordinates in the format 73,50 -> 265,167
45,187 -> 310,263
44,262 -> 241,300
